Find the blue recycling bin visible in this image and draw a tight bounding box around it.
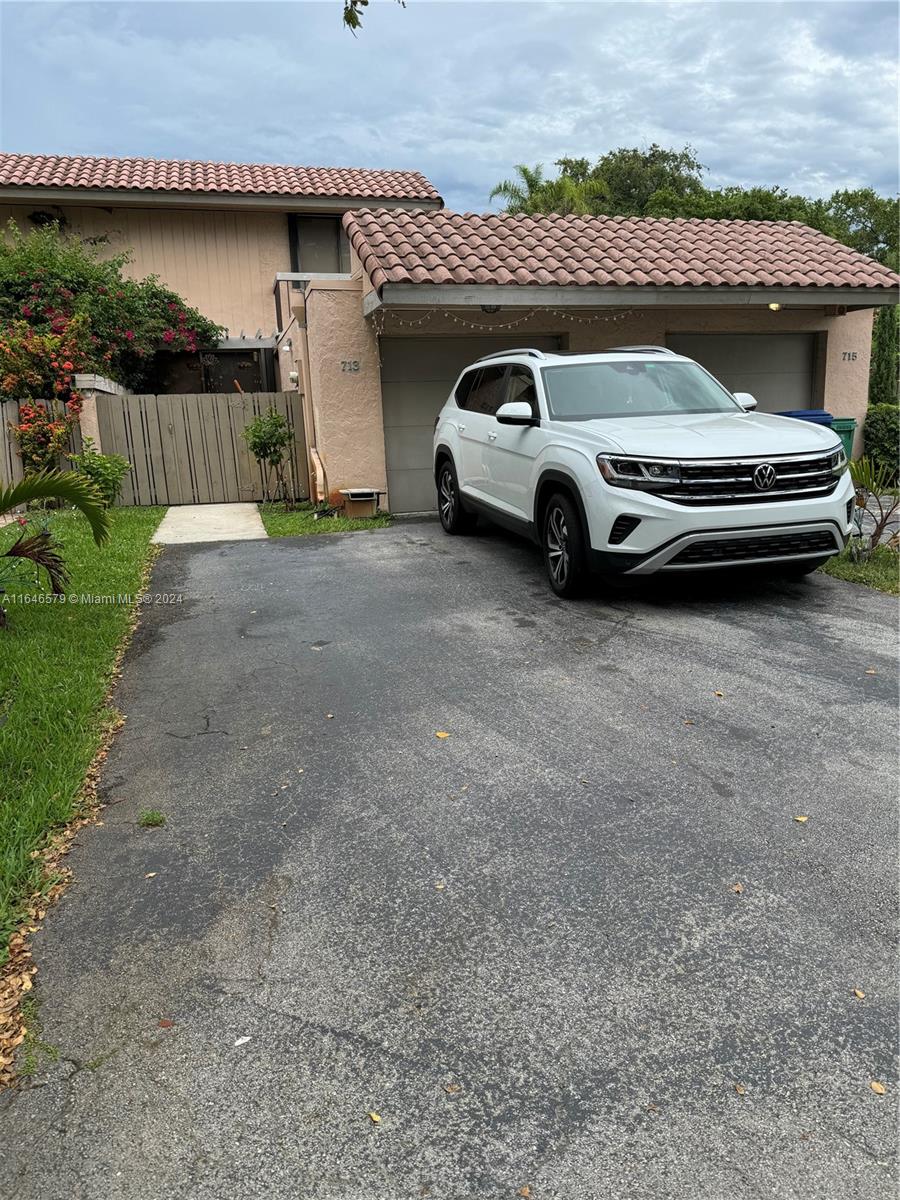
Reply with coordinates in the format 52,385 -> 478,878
776,409 -> 834,427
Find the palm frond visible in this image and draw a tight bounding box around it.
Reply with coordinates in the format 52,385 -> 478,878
3,528 -> 70,594
0,470 -> 110,545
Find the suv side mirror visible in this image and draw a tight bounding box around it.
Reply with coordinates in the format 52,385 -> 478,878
496,401 -> 536,426
734,392 -> 757,411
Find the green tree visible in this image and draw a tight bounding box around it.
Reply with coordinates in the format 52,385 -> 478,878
869,306 -> 899,408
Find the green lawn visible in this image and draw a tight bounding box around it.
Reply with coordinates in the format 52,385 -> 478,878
0,507 -> 164,957
819,544 -> 899,595
259,501 -> 393,537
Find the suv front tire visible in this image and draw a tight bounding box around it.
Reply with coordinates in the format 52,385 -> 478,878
542,492 -> 589,597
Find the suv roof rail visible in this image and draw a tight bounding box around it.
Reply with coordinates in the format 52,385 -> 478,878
604,345 -> 677,355
476,347 -> 549,362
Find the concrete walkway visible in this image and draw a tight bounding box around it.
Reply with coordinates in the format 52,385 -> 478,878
152,503 -> 267,544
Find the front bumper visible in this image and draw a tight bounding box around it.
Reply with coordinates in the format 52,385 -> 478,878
585,470 -> 854,575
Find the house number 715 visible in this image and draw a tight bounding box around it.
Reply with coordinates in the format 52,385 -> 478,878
842,351 -> 858,361
341,359 -> 360,372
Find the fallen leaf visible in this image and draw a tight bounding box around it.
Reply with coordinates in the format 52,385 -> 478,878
325,713 -> 334,720
647,1102 -> 659,1112
683,719 -> 695,726
144,871 -> 157,879
435,731 -> 450,739
435,881 -> 446,891
444,1082 -> 462,1094
731,882 -> 744,894
853,989 -> 866,1000
518,1188 -> 532,1198
234,1036 -> 251,1047
368,1110 -> 381,1123
713,690 -> 724,698
735,1083 -> 747,1096
865,668 -> 877,676
158,1018 -> 175,1029
870,1081 -> 886,1095
793,815 -> 809,824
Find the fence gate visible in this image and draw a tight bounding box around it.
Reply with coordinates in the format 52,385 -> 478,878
96,392 -> 309,506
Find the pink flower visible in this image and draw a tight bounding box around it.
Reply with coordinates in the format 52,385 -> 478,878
17,517 -> 28,527
21,304 -> 32,317
124,330 -> 135,341
162,329 -> 175,343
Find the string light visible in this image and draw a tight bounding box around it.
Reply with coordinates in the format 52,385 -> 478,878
371,306 -> 637,334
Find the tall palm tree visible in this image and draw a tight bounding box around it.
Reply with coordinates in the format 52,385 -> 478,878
490,163 -> 609,216
1,470 -> 110,624
489,164 -> 548,214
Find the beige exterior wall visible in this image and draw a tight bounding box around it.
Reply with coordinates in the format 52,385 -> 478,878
296,292 -> 879,507
0,202 -> 291,336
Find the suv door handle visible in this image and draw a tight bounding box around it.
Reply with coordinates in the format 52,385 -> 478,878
456,423 -> 466,433
487,432 -> 498,441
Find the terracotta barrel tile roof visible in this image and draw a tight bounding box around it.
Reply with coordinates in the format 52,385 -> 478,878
0,152 -> 441,203
343,209 -> 900,293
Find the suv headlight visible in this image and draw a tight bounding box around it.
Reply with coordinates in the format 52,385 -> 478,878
597,454 -> 682,490
829,446 -> 848,475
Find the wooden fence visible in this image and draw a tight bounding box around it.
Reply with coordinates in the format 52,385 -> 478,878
1,399 -> 84,488
2,392 -> 309,506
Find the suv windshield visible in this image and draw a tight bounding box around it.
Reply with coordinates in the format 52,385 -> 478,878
541,360 -> 741,420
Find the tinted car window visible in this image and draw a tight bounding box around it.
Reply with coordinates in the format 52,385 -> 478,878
454,368 -> 481,409
466,365 -> 508,415
506,365 -> 538,417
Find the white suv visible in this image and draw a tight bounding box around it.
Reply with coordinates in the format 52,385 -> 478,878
433,346 -> 853,596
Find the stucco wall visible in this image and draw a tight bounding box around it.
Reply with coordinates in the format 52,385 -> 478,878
0,202 -> 291,336
303,279 -> 386,504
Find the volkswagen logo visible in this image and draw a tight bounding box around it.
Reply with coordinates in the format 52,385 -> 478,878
753,463 -> 777,491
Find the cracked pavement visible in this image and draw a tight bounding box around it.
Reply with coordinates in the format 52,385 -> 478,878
1,520 -> 897,1199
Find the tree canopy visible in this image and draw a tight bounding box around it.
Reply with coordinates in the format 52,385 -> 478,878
489,145 -> 899,271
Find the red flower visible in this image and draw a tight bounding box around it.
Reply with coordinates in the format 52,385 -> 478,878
124,330 -> 135,341
21,304 -> 33,317
62,360 -> 74,370
162,329 -> 175,343
16,517 -> 28,527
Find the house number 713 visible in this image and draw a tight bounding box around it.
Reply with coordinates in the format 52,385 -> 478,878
341,359 -> 360,372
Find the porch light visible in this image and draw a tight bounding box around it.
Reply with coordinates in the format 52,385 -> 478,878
480,305 -> 501,314
768,302 -> 782,312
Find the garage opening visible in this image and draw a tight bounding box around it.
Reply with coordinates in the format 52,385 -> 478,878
380,335 -> 561,513
666,333 -> 821,414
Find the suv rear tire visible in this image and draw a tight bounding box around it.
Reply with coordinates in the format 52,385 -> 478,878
437,460 -> 477,534
542,492 -> 589,597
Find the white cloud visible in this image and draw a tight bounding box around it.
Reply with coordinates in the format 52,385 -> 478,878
0,0 -> 896,210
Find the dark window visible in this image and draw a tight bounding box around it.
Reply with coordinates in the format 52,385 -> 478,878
465,365 -> 508,415
291,215 -> 350,274
454,368 -> 481,408
506,365 -> 538,417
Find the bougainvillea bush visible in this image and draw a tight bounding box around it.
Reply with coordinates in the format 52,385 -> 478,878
0,219 -> 224,393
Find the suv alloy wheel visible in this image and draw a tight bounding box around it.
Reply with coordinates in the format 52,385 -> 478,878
542,493 -> 588,597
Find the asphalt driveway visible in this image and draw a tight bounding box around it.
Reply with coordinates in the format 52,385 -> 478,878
1,521 -> 897,1200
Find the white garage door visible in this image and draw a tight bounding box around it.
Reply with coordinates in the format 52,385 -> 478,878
666,333 -> 816,413
380,335 -> 560,513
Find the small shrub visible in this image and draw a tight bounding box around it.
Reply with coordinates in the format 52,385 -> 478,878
69,438 -> 131,506
242,407 -> 295,507
138,809 -> 166,828
864,404 -> 899,483
849,456 -> 900,560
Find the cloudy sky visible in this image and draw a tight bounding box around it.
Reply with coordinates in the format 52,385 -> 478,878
0,1 -> 896,210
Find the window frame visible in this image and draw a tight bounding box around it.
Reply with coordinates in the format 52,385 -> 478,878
459,364 -> 509,415
504,364 -> 540,419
